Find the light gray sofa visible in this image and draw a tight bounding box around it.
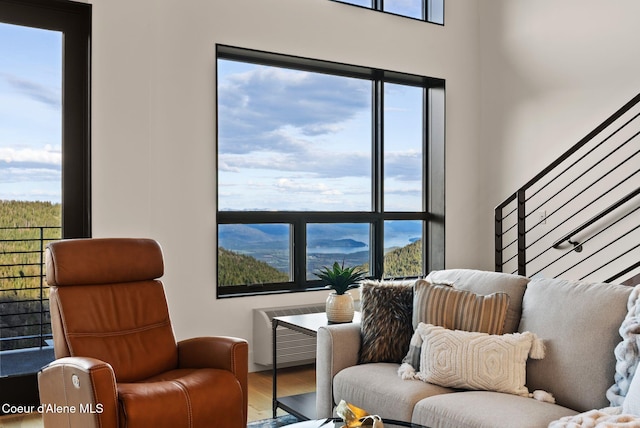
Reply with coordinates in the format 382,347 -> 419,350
316,269 -> 633,428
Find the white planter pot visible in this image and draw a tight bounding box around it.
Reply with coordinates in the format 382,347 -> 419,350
326,292 -> 355,323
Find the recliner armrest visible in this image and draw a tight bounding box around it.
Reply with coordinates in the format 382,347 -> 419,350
177,336 -> 248,421
316,322 -> 362,418
38,357 -> 118,428
177,336 -> 248,373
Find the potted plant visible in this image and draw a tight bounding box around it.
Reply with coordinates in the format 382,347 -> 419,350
315,261 -> 366,323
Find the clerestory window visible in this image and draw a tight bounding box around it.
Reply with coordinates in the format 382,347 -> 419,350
216,45 -> 444,297
331,0 -> 444,24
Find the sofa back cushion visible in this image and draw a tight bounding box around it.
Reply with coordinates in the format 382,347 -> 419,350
519,278 -> 631,412
426,269 -> 530,333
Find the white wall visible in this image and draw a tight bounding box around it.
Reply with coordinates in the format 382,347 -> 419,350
479,0 -> 640,202
86,0 -> 483,370
82,0 -> 640,370
477,0 -> 640,280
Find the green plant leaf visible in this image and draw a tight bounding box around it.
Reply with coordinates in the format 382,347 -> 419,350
314,261 -> 366,295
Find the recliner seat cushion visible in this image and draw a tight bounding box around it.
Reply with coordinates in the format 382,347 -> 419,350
118,368 -> 243,428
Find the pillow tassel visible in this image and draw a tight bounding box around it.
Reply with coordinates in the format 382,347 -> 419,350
398,362 -> 417,380
529,334 -> 546,359
531,389 -> 555,403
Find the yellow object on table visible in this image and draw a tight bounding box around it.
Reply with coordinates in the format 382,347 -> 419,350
335,400 -> 384,428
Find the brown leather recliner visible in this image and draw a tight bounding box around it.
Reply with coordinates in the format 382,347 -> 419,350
37,238 -> 248,428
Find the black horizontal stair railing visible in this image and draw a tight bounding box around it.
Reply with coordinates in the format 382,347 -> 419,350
551,187 -> 640,250
495,92 -> 640,284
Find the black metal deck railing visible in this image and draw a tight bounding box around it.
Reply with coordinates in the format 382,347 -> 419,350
0,226 -> 61,352
495,93 -> 640,283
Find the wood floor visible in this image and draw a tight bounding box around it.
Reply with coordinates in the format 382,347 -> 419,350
248,364 -> 316,421
0,365 -> 316,427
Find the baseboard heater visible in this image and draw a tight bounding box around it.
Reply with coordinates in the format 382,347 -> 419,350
253,303 -> 325,368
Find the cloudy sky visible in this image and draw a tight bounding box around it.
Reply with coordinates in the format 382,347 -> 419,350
217,59 -> 424,212
0,2 -> 429,208
0,23 -> 62,203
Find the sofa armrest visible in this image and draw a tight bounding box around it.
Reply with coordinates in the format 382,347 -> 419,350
316,322 -> 362,418
38,357 -> 118,428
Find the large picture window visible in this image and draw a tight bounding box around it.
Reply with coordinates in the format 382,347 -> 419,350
216,46 -> 444,297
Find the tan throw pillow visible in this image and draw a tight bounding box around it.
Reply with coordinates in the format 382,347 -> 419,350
425,269 -> 530,334
412,279 -> 509,333
416,323 -> 545,397
400,280 -> 510,375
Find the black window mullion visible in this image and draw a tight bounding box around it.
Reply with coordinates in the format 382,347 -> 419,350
422,87 -> 429,276
61,9 -> 91,239
426,87 -> 446,273
372,79 -> 383,214
372,78 -> 384,278
292,218 -> 305,289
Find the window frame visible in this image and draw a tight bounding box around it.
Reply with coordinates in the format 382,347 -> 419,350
215,45 -> 444,298
0,0 -> 92,238
329,0 -> 445,25
0,0 -> 91,411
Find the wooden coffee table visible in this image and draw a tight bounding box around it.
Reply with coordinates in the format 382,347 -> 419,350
285,418 -> 428,427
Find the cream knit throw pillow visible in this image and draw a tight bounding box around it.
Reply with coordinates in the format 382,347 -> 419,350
416,323 -> 546,397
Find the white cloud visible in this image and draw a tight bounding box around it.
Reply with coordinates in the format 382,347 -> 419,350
0,146 -> 62,201
218,63 -> 370,155
0,146 -> 61,165
275,178 -> 343,195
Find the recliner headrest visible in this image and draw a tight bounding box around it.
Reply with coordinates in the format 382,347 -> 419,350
46,238 -> 164,286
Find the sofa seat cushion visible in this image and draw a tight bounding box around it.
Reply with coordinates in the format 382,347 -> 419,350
118,368 -> 243,428
412,390 -> 578,428
333,363 -> 456,422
